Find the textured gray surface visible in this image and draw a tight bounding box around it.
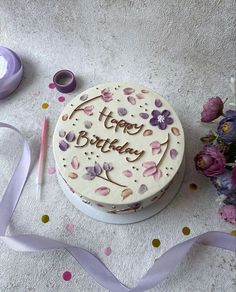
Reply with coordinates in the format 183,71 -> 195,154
0,0 -> 235,291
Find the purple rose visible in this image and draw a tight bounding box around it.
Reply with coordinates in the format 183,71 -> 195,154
201,96 -> 223,123
218,205 -> 236,224
211,170 -> 236,196
101,88 -> 113,102
194,146 -> 225,177
217,116 -> 236,144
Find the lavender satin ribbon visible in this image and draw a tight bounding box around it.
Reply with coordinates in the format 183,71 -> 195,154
0,47 -> 23,99
0,123 -> 235,292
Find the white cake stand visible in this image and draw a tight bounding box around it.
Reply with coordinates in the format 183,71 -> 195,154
57,158 -> 185,224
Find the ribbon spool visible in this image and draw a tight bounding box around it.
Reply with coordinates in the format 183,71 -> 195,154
0,46 -> 23,100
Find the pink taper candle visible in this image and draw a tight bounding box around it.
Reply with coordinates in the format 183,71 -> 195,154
36,117 -> 49,201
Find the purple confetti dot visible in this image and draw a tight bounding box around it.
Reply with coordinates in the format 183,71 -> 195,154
58,96 -> 65,102
62,271 -> 72,281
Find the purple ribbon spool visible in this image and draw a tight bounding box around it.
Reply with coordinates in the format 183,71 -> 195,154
0,47 -> 23,100
53,69 -> 76,93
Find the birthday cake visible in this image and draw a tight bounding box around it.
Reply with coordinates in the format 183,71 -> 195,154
53,83 -> 185,214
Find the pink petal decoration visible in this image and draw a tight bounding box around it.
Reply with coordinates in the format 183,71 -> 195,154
48,83 -> 56,89
68,172 -> 78,179
103,246 -> 112,256
170,149 -> 178,159
143,166 -> 157,177
84,105 -> 94,116
122,170 -> 133,177
127,96 -> 136,105
48,167 -> 56,175
150,141 -> 161,155
95,186 -> 110,196
153,168 -> 162,181
71,156 -> 79,170
142,161 -> 156,168
136,93 -> 145,99
121,188 -> 133,200
171,127 -> 180,136
123,87 -> 135,95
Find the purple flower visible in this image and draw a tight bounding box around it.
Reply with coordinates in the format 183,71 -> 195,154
218,205 -> 236,224
149,110 -> 173,130
83,162 -> 102,180
201,96 -> 223,122
224,110 -> 236,118
101,88 -> 113,102
194,146 -> 225,177
211,170 -> 236,196
217,116 -> 236,144
103,162 -> 113,172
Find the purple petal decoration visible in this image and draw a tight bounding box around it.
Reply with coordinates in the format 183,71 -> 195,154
83,173 -> 96,180
103,162 -> 113,172
122,170 -> 133,177
59,140 -> 69,151
84,120 -> 93,129
94,162 -> 102,175
139,113 -> 149,119
71,156 -> 79,170
95,186 -> 110,196
170,149 -> 178,159
138,184 -> 148,194
65,131 -> 76,142
117,107 -> 128,116
127,96 -> 136,105
155,99 -> 162,107
85,166 -> 97,176
123,87 -> 135,95
80,94 -> 88,101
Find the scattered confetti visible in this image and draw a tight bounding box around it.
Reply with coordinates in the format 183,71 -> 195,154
41,103 -> 49,109
152,239 -> 161,248
231,230 -> 236,236
190,183 -> 198,191
182,226 -> 191,235
48,167 -> 56,175
103,246 -> 112,256
48,83 -> 56,89
58,96 -> 65,102
62,271 -> 72,281
65,223 -> 74,234
41,214 -> 49,223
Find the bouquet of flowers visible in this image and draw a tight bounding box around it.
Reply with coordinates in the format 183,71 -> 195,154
194,79 -> 236,224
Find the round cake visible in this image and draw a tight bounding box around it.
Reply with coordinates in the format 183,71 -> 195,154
53,83 -> 185,215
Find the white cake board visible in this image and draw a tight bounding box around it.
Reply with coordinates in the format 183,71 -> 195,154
57,158 -> 185,224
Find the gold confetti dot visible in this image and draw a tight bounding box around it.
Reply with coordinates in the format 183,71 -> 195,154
190,183 -> 198,191
152,238 -> 161,248
41,103 -> 49,109
182,226 -> 190,235
41,214 -> 49,223
231,230 -> 236,236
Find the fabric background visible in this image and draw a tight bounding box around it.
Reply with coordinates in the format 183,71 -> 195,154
0,1 -> 235,291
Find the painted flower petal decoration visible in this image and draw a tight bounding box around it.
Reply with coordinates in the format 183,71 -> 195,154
121,188 -> 133,200
59,130 -> 66,137
141,89 -> 149,94
118,107 -> 128,116
59,140 -> 69,151
83,173 -> 96,180
123,87 -> 135,95
153,168 -> 162,181
127,96 -> 136,105
150,141 -> 161,155
68,172 -> 78,179
62,114 -> 68,121
103,162 -> 113,172
138,184 -> 148,194
101,88 -> 113,102
171,127 -> 180,136
143,166 -> 157,177
170,149 -> 178,159
84,120 -> 92,129
142,161 -> 156,168
85,166 -> 97,177
136,93 -> 145,99
95,186 -> 110,196
143,129 -> 153,136
83,105 -> 94,116
65,131 -> 75,142
80,94 -> 88,101
139,113 -> 149,119
94,162 -> 102,175
122,170 -> 133,177
71,156 -> 79,170
155,99 -> 162,107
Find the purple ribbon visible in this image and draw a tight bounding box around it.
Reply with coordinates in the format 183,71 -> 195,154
0,123 -> 235,292
0,47 -> 23,100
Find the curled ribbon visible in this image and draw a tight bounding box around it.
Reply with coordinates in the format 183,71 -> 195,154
0,122 -> 235,292
0,47 -> 23,100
